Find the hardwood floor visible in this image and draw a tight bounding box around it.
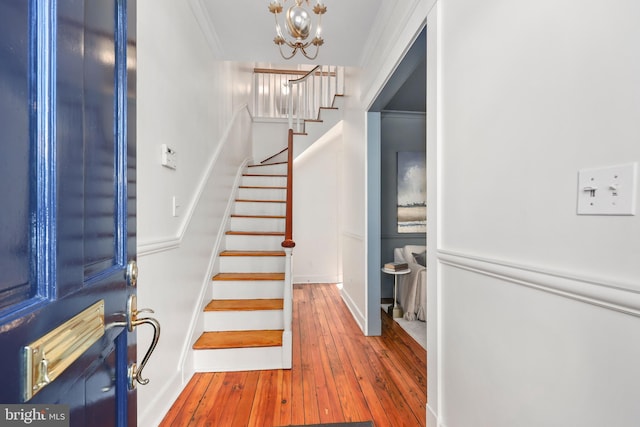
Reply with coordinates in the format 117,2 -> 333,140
160,283 -> 427,427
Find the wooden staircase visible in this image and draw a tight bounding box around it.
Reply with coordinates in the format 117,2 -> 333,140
193,162 -> 291,372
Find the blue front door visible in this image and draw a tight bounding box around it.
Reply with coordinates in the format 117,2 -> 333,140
0,0 -> 138,425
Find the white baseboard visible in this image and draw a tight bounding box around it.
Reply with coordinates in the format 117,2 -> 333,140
293,275 -> 340,284
339,286 -> 366,333
138,370 -> 186,427
427,403 -> 441,427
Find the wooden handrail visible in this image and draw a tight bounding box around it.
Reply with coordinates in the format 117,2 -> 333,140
287,65 -> 321,83
254,68 -> 309,76
282,128 -> 295,249
253,67 -> 337,78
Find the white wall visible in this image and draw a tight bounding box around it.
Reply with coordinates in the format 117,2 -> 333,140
435,0 -> 640,426
136,1 -> 252,425
292,123 -> 343,284
252,119 -> 289,163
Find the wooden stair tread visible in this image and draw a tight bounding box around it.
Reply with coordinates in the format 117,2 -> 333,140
243,174 -> 287,177
225,231 -> 284,236
235,199 -> 286,203
220,250 -> 285,257
212,272 -> 285,281
205,298 -> 284,311
248,162 -> 287,167
239,186 -> 287,189
193,330 -> 283,350
230,214 -> 285,219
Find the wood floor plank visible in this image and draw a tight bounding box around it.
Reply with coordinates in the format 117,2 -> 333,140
276,369 -> 292,426
308,287 -> 348,424
159,284 -> 427,427
289,290 -> 305,425
248,369 -> 278,427
186,372 -> 226,426
315,286 -> 378,423
298,295 -> 321,424
168,373 -> 215,427
229,371 -> 260,427
207,371 -> 249,427
315,285 -> 393,426
160,372 -> 209,426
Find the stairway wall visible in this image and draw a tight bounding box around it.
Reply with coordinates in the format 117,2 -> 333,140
293,123 -> 343,284
135,1 -> 253,425
252,119 -> 289,163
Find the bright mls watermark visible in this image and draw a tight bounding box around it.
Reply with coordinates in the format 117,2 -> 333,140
0,405 -> 69,427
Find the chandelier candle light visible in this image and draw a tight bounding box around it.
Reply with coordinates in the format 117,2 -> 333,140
268,0 -> 327,60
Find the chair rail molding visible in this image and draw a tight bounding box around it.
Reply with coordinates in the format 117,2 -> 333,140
438,249 -> 640,317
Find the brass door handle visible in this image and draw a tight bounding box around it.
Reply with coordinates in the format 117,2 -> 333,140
125,295 -> 161,389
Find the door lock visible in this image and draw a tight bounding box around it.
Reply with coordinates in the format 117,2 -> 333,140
126,260 -> 138,287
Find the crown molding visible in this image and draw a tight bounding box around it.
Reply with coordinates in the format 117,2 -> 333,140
188,0 -> 223,58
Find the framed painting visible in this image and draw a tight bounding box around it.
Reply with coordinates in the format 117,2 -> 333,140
397,151 -> 426,233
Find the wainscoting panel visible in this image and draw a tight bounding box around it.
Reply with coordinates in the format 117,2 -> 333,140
437,250 -> 640,427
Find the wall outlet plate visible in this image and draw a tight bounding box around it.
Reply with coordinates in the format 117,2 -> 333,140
577,163 -> 637,215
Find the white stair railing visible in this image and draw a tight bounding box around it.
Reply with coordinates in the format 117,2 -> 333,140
252,65 -> 344,370
286,65 -> 343,133
252,66 -> 344,131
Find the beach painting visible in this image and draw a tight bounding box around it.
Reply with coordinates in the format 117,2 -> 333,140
397,152 -> 426,233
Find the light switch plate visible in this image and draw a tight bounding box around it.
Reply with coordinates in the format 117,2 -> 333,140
577,163 -> 637,215
172,196 -> 179,217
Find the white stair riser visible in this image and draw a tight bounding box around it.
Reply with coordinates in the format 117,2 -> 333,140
292,106 -> 343,160
219,256 -> 285,273
210,281 -> 284,299
230,216 -> 285,232
242,175 -> 287,187
225,234 -> 284,251
238,187 -> 286,200
194,346 -> 286,372
203,310 -> 283,331
234,201 -> 285,216
247,163 -> 287,175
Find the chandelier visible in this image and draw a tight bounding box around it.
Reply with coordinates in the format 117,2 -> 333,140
268,0 -> 327,60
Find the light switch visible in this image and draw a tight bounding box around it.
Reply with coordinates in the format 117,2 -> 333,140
577,163 -> 637,215
172,196 -> 180,217
161,144 -> 177,170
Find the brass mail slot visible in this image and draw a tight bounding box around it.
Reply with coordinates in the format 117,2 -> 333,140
22,300 -> 105,401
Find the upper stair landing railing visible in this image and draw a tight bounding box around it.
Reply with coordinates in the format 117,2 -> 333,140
253,66 -> 344,132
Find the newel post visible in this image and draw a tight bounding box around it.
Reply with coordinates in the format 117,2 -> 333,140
281,128 -> 295,369
282,128 -> 295,248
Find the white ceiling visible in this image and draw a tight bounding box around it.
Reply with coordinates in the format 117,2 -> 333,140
198,0 -> 385,67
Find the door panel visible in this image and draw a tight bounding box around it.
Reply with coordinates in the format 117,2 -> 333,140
83,0 -> 118,278
0,0 -> 32,310
0,1 -> 141,425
